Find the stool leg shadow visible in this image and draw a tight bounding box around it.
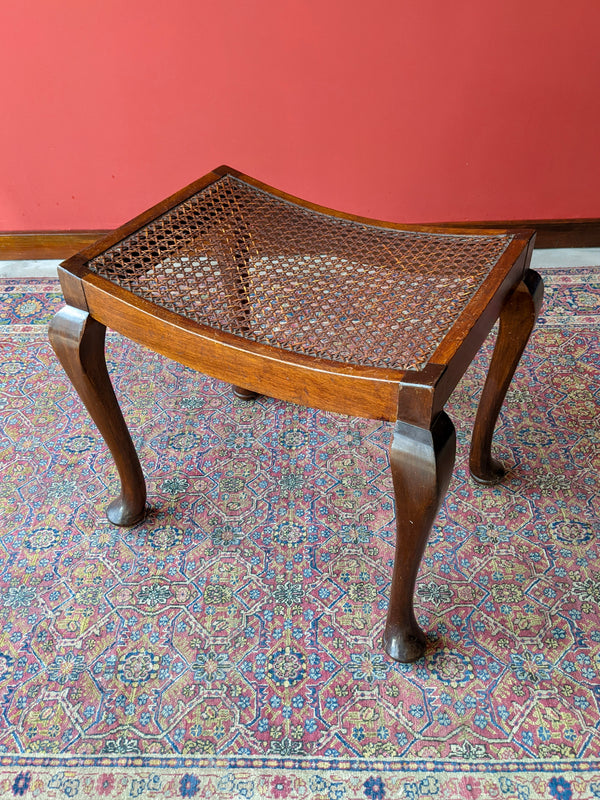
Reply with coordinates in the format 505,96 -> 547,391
226,233 -> 263,402
470,269 -> 544,484
49,306 -> 147,526
384,411 -> 456,663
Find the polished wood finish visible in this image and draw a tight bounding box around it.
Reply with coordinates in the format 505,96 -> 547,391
470,267 -> 544,483
384,412 -> 456,661
49,167 -> 544,663
232,386 -> 259,400
0,231 -> 110,260
48,306 -> 147,526
441,218 -> 600,249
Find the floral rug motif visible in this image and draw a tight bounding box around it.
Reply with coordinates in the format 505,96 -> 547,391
0,270 -> 599,799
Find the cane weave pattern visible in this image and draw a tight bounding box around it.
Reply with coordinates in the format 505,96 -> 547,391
87,175 -> 513,370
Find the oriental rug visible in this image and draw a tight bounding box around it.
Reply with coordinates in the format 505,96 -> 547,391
0,269 -> 598,799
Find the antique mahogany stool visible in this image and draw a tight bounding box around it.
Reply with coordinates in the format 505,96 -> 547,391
49,167 -> 543,663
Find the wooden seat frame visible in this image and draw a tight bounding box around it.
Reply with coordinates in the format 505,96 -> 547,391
49,167 -> 543,662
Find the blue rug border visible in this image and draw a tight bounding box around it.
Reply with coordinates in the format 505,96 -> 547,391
1,754 -> 600,773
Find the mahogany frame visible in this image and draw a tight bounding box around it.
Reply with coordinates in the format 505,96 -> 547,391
49,166 -> 543,662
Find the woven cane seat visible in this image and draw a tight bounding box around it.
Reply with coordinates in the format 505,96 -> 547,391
86,174 -> 513,372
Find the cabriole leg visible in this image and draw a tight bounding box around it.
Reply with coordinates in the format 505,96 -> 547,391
49,306 -> 147,526
470,269 -> 544,484
384,411 -> 456,662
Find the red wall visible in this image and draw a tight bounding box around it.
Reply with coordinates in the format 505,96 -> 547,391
2,0 -> 600,231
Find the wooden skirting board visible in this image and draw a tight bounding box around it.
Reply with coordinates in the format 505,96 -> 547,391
444,219 -> 600,249
0,231 -> 112,261
1,219 -> 599,260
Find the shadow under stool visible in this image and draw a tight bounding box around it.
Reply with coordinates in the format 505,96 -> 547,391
49,166 -> 543,663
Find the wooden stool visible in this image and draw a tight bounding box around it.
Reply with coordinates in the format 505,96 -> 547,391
49,167 -> 543,662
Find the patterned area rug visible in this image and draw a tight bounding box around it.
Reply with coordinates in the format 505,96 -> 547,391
0,269 -> 599,799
